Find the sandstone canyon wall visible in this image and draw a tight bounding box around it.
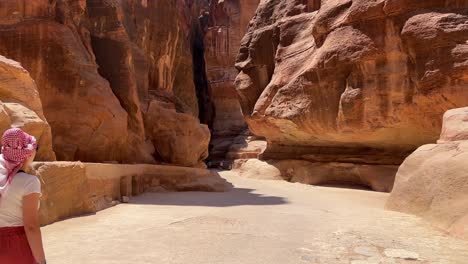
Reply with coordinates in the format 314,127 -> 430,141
204,0 -> 260,163
0,0 -> 213,167
1,0 -> 467,176
235,0 -> 468,170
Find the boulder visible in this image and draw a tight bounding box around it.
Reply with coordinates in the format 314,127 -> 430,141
144,100 -> 210,167
0,55 -> 55,160
438,108 -> 468,143
386,107 -> 468,240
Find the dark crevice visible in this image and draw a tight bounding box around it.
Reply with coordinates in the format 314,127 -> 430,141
90,37 -> 132,112
191,12 -> 215,129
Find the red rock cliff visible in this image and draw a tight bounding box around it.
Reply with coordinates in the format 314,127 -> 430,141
0,0 -> 212,167
235,0 -> 468,165
204,0 -> 260,162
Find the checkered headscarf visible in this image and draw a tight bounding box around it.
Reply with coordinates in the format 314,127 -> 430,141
0,128 -> 37,199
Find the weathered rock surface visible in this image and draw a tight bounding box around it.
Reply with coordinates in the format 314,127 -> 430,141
0,55 -> 55,160
386,107 -> 468,240
145,101 -> 210,167
0,6 -> 129,162
438,107 -> 468,143
0,0 -> 212,166
204,0 -> 260,162
235,0 -> 468,165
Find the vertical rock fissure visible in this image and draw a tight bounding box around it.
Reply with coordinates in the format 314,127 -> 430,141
89,36 -> 144,136
202,0 -> 263,168
191,14 -> 215,129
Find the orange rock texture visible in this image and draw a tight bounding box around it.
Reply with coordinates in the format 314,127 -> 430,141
0,55 -> 56,161
204,0 -> 260,161
235,0 -> 468,165
0,0 -> 213,166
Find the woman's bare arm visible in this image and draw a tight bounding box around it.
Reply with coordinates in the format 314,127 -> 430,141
23,193 -> 46,263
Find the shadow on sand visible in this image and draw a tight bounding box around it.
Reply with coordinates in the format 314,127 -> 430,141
128,187 -> 288,207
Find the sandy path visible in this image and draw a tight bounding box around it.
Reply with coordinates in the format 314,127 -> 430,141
42,171 -> 468,264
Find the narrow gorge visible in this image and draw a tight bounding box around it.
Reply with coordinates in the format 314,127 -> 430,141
0,0 -> 467,259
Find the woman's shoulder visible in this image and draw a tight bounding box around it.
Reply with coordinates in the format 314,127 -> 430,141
14,172 -> 40,185
14,172 -> 41,195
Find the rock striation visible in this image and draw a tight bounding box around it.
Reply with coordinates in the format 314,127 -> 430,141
234,0 -> 468,187
0,0 -> 212,166
236,0 -> 468,162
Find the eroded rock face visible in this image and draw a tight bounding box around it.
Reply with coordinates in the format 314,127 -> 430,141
0,19 -> 130,162
84,0 -> 213,166
386,107 -> 468,240
233,159 -> 397,192
204,0 -> 260,161
0,55 -> 55,161
0,0 -> 211,166
235,0 -> 468,164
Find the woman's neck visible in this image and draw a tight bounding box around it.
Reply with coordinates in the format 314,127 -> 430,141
20,164 -> 29,173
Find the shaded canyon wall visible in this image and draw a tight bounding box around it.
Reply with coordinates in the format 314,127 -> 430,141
204,0 -> 261,162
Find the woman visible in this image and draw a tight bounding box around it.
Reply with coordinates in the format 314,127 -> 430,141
0,128 -> 46,264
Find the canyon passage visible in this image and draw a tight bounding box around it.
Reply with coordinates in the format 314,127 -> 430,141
0,0 -> 467,263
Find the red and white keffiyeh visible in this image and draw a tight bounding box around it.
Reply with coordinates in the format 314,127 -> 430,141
0,128 -> 37,199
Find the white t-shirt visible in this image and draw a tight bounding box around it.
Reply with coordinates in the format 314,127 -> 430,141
0,172 -> 41,227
